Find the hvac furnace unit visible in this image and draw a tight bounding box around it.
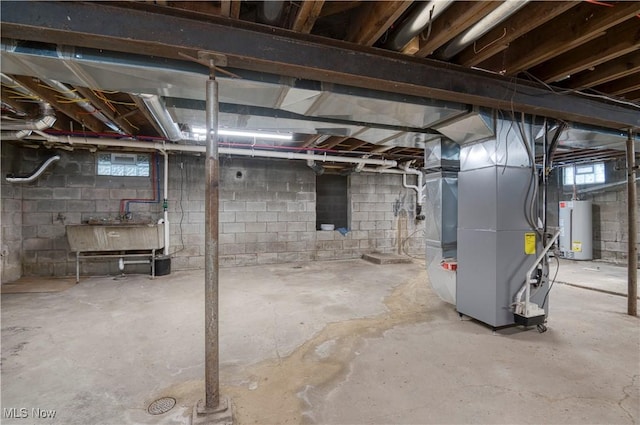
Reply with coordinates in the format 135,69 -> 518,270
558,200 -> 593,260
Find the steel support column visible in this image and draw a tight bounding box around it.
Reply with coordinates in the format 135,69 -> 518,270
205,71 -> 220,407
627,130 -> 638,316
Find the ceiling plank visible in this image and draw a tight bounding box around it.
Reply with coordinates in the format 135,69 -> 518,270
622,89 -> 640,101
345,1 -> 412,46
478,1 -> 640,76
73,86 -> 137,135
346,140 -> 368,151
11,75 -> 106,133
322,136 -> 350,150
565,50 -> 640,90
412,1 -> 503,58
320,1 -> 361,18
291,1 -> 325,33
593,72 -> 640,96
220,0 -> 241,19
532,18 -> 640,83
2,1 -> 638,129
455,1 -> 579,67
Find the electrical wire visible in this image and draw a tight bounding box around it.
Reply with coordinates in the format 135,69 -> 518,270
541,254 -> 560,309
521,71 -> 640,110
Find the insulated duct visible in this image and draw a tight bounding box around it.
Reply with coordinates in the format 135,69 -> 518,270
256,0 -> 285,25
5,155 -> 61,183
1,102 -> 56,131
1,130 -> 32,140
384,0 -> 454,51
136,94 -> 183,141
440,0 -> 529,59
423,138 -> 460,305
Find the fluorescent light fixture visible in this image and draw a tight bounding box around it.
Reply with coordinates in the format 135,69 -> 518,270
190,127 -> 292,140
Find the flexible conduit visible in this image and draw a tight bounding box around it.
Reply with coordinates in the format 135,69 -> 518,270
5,155 -> 61,183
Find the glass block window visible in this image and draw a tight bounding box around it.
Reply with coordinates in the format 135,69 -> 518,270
563,162 -> 605,186
97,153 -> 150,177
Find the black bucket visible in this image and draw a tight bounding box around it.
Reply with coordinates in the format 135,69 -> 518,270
154,256 -> 171,276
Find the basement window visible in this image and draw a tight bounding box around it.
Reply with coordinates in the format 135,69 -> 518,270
316,174 -> 348,230
563,162 -> 605,186
97,153 -> 150,177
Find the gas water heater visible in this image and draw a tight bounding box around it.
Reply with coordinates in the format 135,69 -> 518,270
558,200 -> 593,260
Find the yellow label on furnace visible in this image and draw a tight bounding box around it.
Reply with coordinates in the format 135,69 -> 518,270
572,242 -> 582,252
524,232 -> 536,255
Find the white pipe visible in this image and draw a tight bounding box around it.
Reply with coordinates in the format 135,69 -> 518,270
399,163 -> 426,205
33,136 -> 399,167
6,155 -> 61,183
162,150 -> 170,256
514,229 -> 561,313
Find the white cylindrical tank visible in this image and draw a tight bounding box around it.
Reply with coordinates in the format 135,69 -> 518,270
558,200 -> 592,260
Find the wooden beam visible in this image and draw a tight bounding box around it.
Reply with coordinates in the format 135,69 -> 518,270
455,1 -> 579,67
3,1 -> 638,129
73,86 -> 137,135
345,1 -> 412,46
291,1 -> 325,33
11,75 -> 106,133
593,72 -> 640,96
300,134 -> 322,148
412,1 -> 502,58
478,2 -> 640,76
220,0 -> 240,19
565,50 -> 640,90
533,19 -> 640,83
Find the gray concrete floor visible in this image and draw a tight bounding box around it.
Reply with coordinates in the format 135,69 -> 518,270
1,259 -> 639,425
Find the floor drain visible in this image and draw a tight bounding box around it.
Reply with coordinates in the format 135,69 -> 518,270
148,397 -> 176,415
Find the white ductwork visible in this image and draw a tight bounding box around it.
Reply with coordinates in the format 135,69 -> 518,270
257,0 -> 285,25
5,155 -> 61,183
136,94 -> 183,141
1,130 -> 32,140
440,0 -> 529,59
1,102 -> 57,131
384,0 -> 454,51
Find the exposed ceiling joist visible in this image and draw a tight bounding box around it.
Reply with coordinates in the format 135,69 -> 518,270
1,1 -> 638,129
11,75 -> 106,133
345,1 -> 412,46
594,72 -> 640,96
411,1 -> 501,58
622,89 -> 640,101
322,136 -> 351,150
479,2 -> 640,76
73,86 -> 137,135
532,18 -> 640,83
565,50 -> 640,90
455,1 -> 579,67
220,0 -> 241,19
291,1 -> 325,33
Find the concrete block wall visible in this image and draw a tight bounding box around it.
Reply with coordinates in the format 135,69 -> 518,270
1,143 -> 23,282
167,156 -> 424,269
1,146 -> 162,279
547,161 -> 640,265
2,146 -> 423,279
